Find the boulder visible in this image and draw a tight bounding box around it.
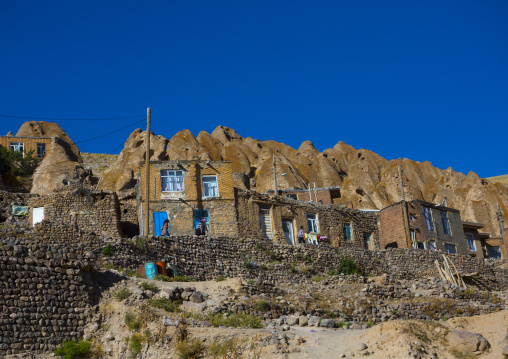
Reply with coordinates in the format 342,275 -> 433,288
298,316 -> 308,327
286,316 -> 299,326
319,319 -> 335,328
448,329 -> 490,353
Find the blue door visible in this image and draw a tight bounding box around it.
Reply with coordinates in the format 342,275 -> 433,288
153,211 -> 168,237
193,209 -> 210,231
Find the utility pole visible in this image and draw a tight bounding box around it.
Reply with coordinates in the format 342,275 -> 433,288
497,204 -> 506,255
399,165 -> 411,247
273,154 -> 278,196
143,107 -> 151,237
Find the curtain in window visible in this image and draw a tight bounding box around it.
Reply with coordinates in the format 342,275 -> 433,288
161,170 -> 184,192
203,176 -> 218,197
343,223 -> 351,240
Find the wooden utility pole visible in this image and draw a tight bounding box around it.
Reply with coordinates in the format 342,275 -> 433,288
399,166 -> 411,247
143,107 -> 151,237
273,154 -> 278,196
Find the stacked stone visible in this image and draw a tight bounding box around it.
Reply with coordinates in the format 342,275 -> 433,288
0,244 -> 93,356
104,235 -> 508,291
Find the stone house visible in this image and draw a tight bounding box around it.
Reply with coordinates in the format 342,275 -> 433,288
138,160 -> 238,237
235,189 -> 379,248
264,186 -> 342,204
379,200 -> 477,256
0,135 -> 55,159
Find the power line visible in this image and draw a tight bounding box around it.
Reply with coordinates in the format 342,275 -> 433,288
74,119 -> 145,144
0,114 -> 146,121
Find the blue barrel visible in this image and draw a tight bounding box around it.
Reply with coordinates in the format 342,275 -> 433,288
144,262 -> 156,280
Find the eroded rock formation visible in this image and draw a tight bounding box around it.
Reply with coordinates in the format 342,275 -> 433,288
98,125 -> 508,234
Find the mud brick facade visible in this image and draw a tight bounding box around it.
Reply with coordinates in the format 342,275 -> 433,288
0,244 -> 93,356
379,200 -> 478,256
138,161 -> 238,237
265,187 -> 342,204
27,191 -> 122,239
0,135 -> 54,159
235,189 -> 379,248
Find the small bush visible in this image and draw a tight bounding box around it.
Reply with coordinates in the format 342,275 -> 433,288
173,275 -> 197,282
311,275 -> 326,283
294,253 -> 303,260
176,338 -> 205,359
125,312 -> 142,331
305,255 -> 312,264
114,288 -> 131,301
372,257 -> 380,263
255,243 -> 265,250
155,274 -> 172,282
148,297 -> 182,313
328,256 -> 362,276
256,300 -> 271,312
206,312 -> 263,328
139,281 -> 159,293
102,244 -> 115,256
208,339 -> 240,358
247,279 -> 255,285
129,333 -> 144,358
137,237 -> 148,253
243,257 -> 255,270
214,276 -> 225,282
54,339 -> 91,359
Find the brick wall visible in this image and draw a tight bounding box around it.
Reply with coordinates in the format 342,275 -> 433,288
0,136 -> 54,159
379,202 -> 408,249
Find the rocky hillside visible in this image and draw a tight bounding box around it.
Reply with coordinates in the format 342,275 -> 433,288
98,126 -> 508,234
487,174 -> 508,187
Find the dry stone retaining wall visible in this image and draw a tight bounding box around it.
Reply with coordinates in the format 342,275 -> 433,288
0,244 -> 94,356
105,236 -> 508,291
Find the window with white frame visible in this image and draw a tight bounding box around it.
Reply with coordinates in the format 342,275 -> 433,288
445,243 -> 456,254
202,176 -> 219,197
428,241 -> 437,251
416,241 -> 426,249
466,233 -> 476,251
161,170 -> 184,192
10,142 -> 24,154
306,213 -> 318,233
441,211 -> 451,235
423,207 -> 434,231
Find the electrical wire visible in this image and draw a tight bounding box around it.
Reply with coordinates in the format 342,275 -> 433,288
0,114 -> 146,121
74,119 -> 145,144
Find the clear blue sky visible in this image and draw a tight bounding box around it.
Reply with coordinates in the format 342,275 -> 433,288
1,1 -> 507,178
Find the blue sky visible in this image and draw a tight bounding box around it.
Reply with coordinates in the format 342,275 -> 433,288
1,1 -> 507,178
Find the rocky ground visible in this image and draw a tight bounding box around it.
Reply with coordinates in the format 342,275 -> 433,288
7,269 -> 505,359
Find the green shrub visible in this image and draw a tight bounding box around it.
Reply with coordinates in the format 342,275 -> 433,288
294,253 -> 303,260
125,312 -> 142,331
214,276 -> 225,282
136,237 -> 148,253
372,257 -> 380,263
155,274 -> 171,282
176,338 -> 205,359
114,288 -> 131,301
139,281 -> 159,293
256,300 -> 271,312
247,279 -> 255,285
328,256 -> 362,276
311,275 -> 326,283
255,242 -> 265,250
243,257 -> 255,270
129,333 -> 144,358
148,297 -> 182,313
305,255 -> 312,264
102,244 -> 115,256
54,339 -> 91,359
206,312 -> 263,328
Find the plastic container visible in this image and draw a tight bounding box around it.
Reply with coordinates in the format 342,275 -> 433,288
144,262 -> 156,280
156,262 -> 167,276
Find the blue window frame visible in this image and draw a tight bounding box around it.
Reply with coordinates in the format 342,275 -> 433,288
343,223 -> 352,240
445,243 -> 456,254
161,170 -> 184,192
466,233 -> 476,251
488,246 -> 502,259
193,209 -> 210,230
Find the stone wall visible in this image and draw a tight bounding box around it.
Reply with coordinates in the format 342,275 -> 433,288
0,244 -> 94,356
105,235 -> 508,291
235,189 -> 379,248
119,198 -> 139,238
28,191 -> 122,239
0,191 -> 33,225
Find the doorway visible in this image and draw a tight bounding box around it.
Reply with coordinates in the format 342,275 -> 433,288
282,219 -> 294,245
259,207 -> 272,239
363,232 -> 372,250
153,211 -> 169,237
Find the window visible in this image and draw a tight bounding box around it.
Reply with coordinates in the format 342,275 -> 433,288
343,223 -> 352,240
423,207 -> 434,231
445,243 -> 456,254
410,215 -> 416,221
202,176 -> 219,197
306,213 -> 318,233
363,233 -> 372,250
259,207 -> 272,239
416,241 -> 426,249
488,246 -> 502,259
286,194 -> 297,200
441,211 -> 451,235
428,241 -> 436,251
466,233 -> 476,251
10,142 -> 24,154
161,170 -> 184,192
36,143 -> 46,159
